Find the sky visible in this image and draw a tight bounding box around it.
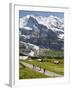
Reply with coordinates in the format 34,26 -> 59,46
19,10 -> 64,19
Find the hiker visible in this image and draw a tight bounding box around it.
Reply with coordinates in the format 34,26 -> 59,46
44,68 -> 46,73
33,64 -> 35,69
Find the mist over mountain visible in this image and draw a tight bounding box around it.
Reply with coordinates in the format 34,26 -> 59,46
19,15 -> 64,50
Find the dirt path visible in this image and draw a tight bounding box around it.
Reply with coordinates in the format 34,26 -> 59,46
20,61 -> 63,77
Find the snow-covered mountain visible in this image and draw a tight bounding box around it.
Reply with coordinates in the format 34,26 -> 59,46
20,15 -> 63,29
20,15 -> 64,38
19,15 -> 64,50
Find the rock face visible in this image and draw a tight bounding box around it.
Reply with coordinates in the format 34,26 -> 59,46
19,15 -> 64,50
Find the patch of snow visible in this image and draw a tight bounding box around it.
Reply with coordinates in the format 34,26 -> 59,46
20,34 -> 30,39
19,56 -> 29,60
23,26 -> 32,30
58,34 -> 64,39
27,43 -> 39,50
19,15 -> 64,32
29,50 -> 34,57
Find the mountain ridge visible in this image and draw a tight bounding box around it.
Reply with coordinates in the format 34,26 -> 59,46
19,15 -> 64,50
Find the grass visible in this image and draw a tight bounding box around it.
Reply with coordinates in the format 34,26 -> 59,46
22,59 -> 64,75
19,49 -> 64,79
39,49 -> 64,57
19,63 -> 49,79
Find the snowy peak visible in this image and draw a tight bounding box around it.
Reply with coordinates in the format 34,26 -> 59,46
19,15 -> 64,40
47,16 -> 63,28
20,15 -> 64,30
19,14 -> 64,50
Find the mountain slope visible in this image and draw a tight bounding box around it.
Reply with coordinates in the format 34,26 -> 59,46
19,15 -> 64,50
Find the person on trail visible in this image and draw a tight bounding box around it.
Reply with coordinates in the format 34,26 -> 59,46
44,68 -> 46,73
33,64 -> 35,69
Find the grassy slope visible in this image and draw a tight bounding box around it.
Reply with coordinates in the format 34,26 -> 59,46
19,63 -> 49,79
23,59 -> 64,75
39,49 -> 64,57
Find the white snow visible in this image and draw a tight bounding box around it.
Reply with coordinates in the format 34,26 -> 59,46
20,15 -> 64,30
20,41 -> 39,56
19,56 -> 29,60
20,34 -> 30,39
23,26 -> 32,30
27,43 -> 39,50
19,15 -> 64,39
29,50 -> 34,57
58,34 -> 64,39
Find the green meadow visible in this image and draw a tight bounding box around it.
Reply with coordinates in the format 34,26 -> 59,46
19,63 -> 49,79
